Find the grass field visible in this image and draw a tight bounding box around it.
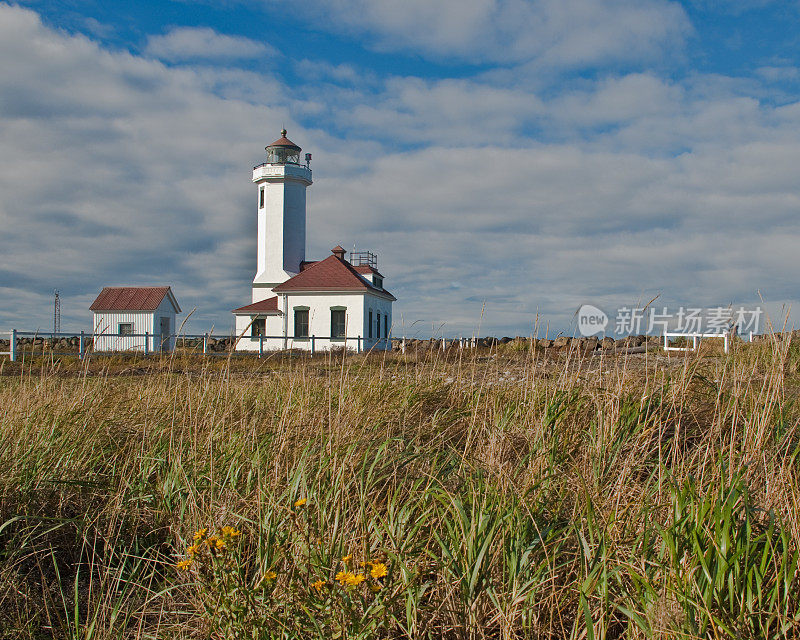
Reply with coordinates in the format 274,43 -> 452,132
2,340 -> 800,639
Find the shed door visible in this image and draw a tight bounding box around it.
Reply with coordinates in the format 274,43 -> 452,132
160,317 -> 171,351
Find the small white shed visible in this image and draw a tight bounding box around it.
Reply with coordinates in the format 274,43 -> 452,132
90,287 -> 181,352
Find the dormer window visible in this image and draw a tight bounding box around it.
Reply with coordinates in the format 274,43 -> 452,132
374,276 -> 383,289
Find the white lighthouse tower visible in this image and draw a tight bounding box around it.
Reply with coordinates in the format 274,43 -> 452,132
251,130 -> 312,302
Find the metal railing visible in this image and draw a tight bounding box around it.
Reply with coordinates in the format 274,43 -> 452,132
1,330 -> 396,362
662,331 -> 733,354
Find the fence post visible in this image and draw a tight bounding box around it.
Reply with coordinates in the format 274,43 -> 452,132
144,331 -> 150,356
401,336 -> 406,354
663,333 -> 667,350
9,329 -> 16,362
203,333 -> 208,355
357,336 -> 362,353
310,335 -> 315,356
259,335 -> 264,358
79,331 -> 85,361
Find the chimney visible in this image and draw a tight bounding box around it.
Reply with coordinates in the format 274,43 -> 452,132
331,245 -> 346,261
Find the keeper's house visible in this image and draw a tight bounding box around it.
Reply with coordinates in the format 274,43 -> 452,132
90,286 -> 181,352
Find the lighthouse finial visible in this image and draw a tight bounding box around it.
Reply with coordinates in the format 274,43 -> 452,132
281,127 -> 287,137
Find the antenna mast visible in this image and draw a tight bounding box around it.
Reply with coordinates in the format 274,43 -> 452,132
53,290 -> 61,337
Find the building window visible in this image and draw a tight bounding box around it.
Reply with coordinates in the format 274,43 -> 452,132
374,277 -> 383,289
251,317 -> 266,337
384,315 -> 388,339
368,310 -> 373,339
259,188 -> 265,208
294,309 -> 309,338
331,309 -> 346,339
118,323 -> 133,336
376,312 -> 381,339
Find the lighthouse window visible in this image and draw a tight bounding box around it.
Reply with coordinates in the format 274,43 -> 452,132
294,309 -> 309,339
376,313 -> 381,339
251,318 -> 265,337
331,309 -> 346,339
259,188 -> 265,208
368,310 -> 373,339
384,315 -> 388,338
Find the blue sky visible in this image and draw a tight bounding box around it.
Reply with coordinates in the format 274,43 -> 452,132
1,0 -> 800,337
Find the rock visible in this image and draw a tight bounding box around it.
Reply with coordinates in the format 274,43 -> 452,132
500,337 -> 513,344
538,338 -> 553,348
601,337 -> 615,349
552,336 -> 571,348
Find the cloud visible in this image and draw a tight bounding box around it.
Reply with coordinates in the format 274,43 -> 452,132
2,3 -> 800,338
291,0 -> 691,68
145,27 -> 275,62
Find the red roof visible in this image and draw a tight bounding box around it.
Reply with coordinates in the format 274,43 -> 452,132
89,287 -> 180,312
273,254 -> 395,300
232,296 -> 281,315
267,129 -> 300,150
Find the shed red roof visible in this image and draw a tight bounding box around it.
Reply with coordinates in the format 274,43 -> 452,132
89,287 -> 180,312
232,296 -> 281,315
273,253 -> 395,300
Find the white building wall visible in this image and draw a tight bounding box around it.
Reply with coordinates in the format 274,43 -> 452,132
279,292 -> 365,351
362,293 -> 393,351
253,164 -> 311,295
93,311 -> 154,352
235,291 -> 392,352
153,297 -> 177,351
92,299 -> 177,352
234,313 -> 283,351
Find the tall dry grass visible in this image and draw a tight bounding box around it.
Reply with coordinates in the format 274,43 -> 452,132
1,339 -> 800,638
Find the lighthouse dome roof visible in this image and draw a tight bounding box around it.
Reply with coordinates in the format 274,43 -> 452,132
266,129 -> 301,151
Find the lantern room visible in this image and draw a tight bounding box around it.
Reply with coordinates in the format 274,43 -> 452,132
265,129 -> 302,165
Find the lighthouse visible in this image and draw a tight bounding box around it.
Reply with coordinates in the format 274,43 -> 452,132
251,129 -> 312,302
233,129 -> 395,352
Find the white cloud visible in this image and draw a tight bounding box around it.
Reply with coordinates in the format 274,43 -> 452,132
145,27 -> 275,62
292,0 -> 691,68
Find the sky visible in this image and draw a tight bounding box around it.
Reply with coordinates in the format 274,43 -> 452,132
1,0 -> 799,338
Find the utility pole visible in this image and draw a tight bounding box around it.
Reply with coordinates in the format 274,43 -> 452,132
53,290 -> 61,337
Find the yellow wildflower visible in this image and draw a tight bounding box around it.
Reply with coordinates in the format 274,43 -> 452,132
206,535 -> 218,548
294,498 -> 307,507
265,570 -> 277,581
193,528 -> 207,541
335,571 -> 350,585
215,538 -> 226,550
186,544 -> 201,556
341,554 -> 352,563
346,573 -> 366,587
370,583 -> 382,593
221,526 -> 241,538
176,559 -> 192,570
370,562 -> 388,579
311,579 -> 325,591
